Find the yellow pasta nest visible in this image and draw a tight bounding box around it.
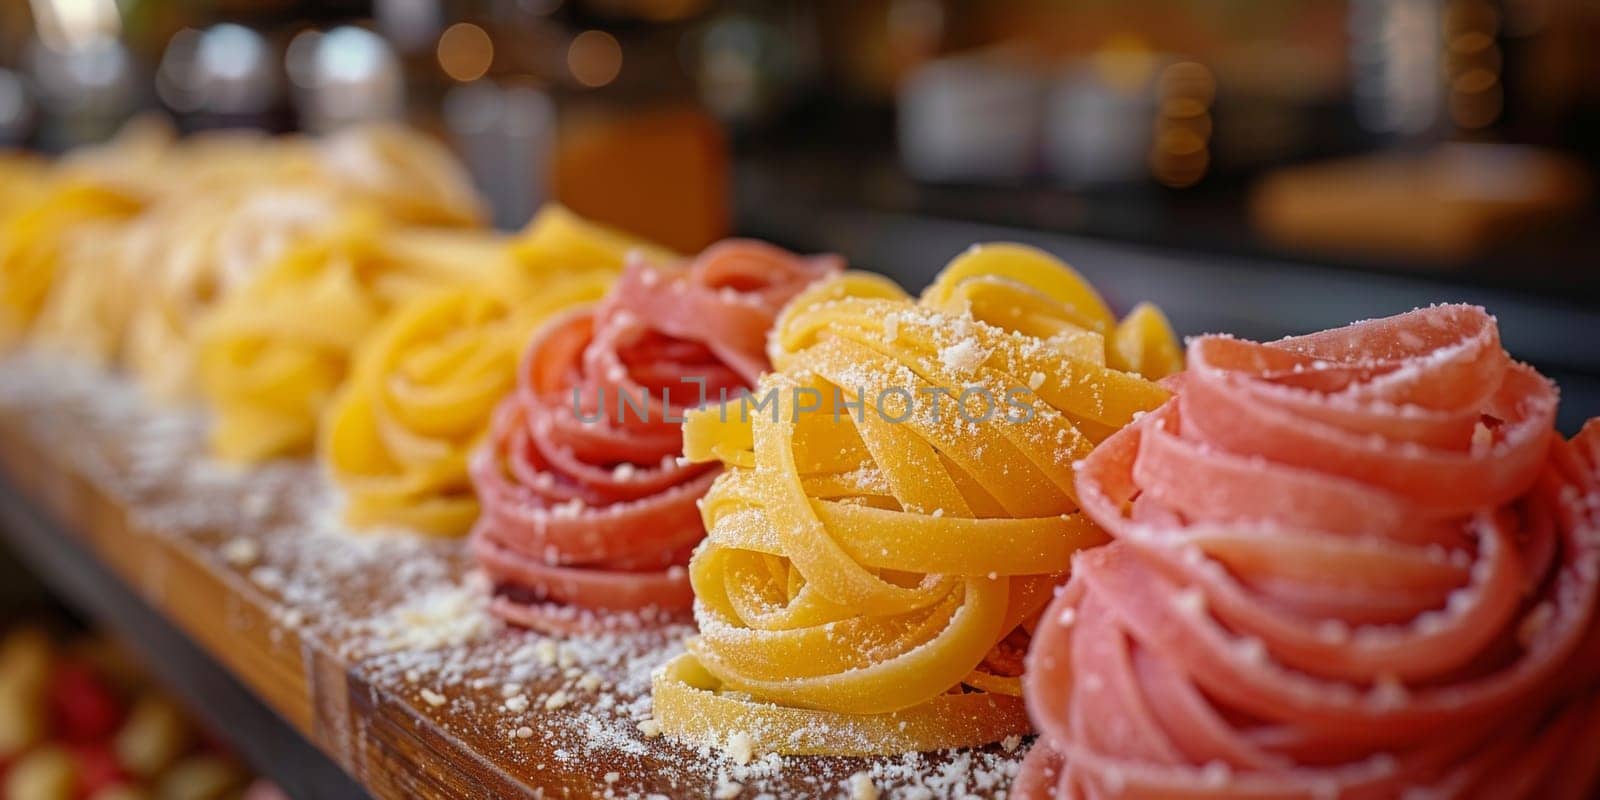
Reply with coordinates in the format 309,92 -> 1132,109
28,125 -> 330,361
507,205 -> 678,284
1,120 -> 198,349
28,218 -> 132,367
654,243 -> 1181,756
121,181 -> 357,400
197,215 -> 509,462
320,208 -> 670,537
0,153 -> 50,216
17,121 -> 485,398
61,118 -> 315,202
0,181 -> 143,345
316,123 -> 487,228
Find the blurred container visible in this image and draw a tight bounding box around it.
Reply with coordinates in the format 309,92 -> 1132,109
691,7 -> 819,129
444,81 -> 555,230
288,25 -> 405,133
374,0 -> 445,57
1044,44 -> 1223,189
1350,0 -> 1445,138
553,106 -> 730,253
157,23 -> 285,131
0,69 -> 35,146
1044,47 -> 1164,187
897,50 -> 1043,183
25,11 -> 141,151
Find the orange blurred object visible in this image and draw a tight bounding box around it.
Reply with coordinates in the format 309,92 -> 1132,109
552,108 -> 730,255
1252,144 -> 1591,262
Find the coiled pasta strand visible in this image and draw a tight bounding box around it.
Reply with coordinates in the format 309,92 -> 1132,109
197,215 -> 507,462
653,243 -> 1180,756
321,209 -> 672,536
1018,307 -> 1600,800
470,240 -> 840,632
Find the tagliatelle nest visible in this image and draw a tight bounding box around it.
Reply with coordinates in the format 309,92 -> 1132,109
320,208 -> 670,537
653,243 -> 1182,756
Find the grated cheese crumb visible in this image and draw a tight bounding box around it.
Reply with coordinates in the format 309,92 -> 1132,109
220,537 -> 259,567
713,776 -> 743,799
725,731 -> 754,765
938,339 -> 988,376
534,639 -> 558,666
848,771 -> 879,800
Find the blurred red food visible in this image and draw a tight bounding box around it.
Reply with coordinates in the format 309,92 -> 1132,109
67,742 -> 126,798
48,662 -> 125,743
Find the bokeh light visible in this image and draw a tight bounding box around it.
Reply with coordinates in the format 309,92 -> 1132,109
568,30 -> 623,88
1151,61 -> 1214,188
437,22 -> 494,83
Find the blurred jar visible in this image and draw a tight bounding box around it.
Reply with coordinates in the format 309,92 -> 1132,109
1350,0 -> 1446,138
553,105 -> 730,253
1044,43 -> 1164,188
157,23 -> 288,132
546,20 -> 730,251
444,80 -> 555,230
897,50 -> 1043,183
285,25 -> 405,133
0,69 -> 35,146
689,5 -> 820,130
25,0 -> 140,149
417,6 -> 730,241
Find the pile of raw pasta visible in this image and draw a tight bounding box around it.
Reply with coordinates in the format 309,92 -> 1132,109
3,122 -> 1597,800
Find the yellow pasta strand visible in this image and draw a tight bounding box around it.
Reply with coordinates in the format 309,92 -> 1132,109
655,243 -> 1180,756
197,215 -> 509,462
1111,301 -> 1184,379
69,120 -> 316,201
320,209 -> 673,536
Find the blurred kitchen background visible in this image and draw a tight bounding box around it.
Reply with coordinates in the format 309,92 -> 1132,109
0,0 -> 1596,429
